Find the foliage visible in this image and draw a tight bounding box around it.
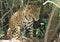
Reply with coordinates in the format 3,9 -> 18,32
57,9 -> 60,15
0,0 -> 54,40
36,28 -> 44,38
43,18 -> 48,24
0,30 -> 4,38
0,30 -> 4,35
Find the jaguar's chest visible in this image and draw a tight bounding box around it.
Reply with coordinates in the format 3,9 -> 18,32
20,16 -> 33,37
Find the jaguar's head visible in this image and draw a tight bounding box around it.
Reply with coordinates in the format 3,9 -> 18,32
25,5 -> 40,21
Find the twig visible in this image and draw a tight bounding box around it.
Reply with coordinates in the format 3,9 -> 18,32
0,5 -> 15,21
0,0 -> 20,21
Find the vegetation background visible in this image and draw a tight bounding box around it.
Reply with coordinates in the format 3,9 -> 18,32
0,0 -> 60,42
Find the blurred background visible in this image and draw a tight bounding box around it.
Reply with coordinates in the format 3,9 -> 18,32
0,0 -> 60,42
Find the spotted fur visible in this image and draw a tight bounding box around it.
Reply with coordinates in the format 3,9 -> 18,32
6,4 -> 40,39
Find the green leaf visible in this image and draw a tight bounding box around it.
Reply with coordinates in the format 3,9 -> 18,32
36,28 -> 44,37
43,18 -> 48,24
0,30 -> 4,34
58,9 -> 60,14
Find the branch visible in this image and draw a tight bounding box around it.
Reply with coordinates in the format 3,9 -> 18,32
50,20 -> 60,41
43,1 -> 60,8
44,7 -> 58,42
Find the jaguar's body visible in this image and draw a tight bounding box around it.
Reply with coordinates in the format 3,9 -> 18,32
6,4 -> 40,40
